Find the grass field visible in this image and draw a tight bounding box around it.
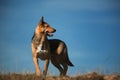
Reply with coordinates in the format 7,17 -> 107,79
0,72 -> 120,80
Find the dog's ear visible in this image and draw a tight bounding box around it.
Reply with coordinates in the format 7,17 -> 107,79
39,16 -> 44,25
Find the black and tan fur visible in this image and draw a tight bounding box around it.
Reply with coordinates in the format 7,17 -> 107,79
31,17 -> 74,77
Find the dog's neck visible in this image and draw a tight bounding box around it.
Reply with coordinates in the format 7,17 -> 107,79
34,25 -> 50,50
35,32 -> 47,44
36,29 -> 48,45
40,33 -> 47,43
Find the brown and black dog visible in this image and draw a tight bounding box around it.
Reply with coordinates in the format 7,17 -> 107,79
31,17 -> 74,77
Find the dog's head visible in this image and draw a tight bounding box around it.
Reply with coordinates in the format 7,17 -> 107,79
36,16 -> 56,37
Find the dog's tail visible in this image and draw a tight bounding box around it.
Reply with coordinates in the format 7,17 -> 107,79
65,49 -> 74,66
67,58 -> 74,66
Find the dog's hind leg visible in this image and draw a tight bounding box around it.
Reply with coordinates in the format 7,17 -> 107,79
61,63 -> 68,76
51,60 -> 64,76
55,64 -> 64,76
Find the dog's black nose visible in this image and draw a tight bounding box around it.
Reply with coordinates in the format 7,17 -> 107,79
54,29 -> 56,32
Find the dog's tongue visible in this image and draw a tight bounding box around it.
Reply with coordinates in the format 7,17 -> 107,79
48,33 -> 53,36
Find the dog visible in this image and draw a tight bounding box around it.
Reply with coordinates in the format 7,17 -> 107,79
31,17 -> 74,77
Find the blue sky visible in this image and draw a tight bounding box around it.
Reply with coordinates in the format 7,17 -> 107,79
0,0 -> 120,75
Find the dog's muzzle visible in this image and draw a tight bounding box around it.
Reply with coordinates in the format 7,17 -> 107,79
45,29 -> 56,37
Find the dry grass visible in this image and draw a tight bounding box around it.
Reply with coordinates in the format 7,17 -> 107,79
0,72 -> 120,80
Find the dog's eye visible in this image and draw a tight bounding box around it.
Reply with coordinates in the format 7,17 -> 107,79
41,25 -> 45,28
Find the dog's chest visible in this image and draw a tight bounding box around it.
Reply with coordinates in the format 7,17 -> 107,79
37,42 -> 50,60
37,52 -> 50,60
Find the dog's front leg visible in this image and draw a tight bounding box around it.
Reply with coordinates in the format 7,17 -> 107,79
43,59 -> 49,76
33,57 -> 41,76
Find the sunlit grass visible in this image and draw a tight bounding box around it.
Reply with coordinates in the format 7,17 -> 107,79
0,72 -> 120,80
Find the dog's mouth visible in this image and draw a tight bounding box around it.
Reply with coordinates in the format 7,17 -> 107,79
47,32 -> 53,37
45,29 -> 56,37
46,31 -> 55,37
